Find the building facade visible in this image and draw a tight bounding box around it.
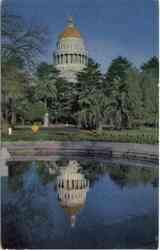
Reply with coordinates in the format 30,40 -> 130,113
53,17 -> 88,82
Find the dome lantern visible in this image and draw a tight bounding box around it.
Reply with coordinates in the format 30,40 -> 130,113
67,16 -> 74,28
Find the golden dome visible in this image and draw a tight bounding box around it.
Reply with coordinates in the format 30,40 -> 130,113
59,27 -> 81,38
59,16 -> 81,39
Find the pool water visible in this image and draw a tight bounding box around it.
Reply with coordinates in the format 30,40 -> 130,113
1,160 -> 158,249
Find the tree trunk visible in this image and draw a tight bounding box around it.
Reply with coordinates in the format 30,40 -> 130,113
11,111 -> 16,126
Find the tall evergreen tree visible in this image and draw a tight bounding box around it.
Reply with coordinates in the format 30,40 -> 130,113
76,58 -> 106,129
105,56 -> 132,89
105,57 -> 142,129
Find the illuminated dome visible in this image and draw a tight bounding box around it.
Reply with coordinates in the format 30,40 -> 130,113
53,17 -> 88,82
56,160 -> 89,227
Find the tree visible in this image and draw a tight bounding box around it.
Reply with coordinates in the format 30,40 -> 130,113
140,57 -> 159,126
35,63 -> 58,107
105,56 -> 132,89
2,63 -> 28,125
141,56 -> 159,76
52,78 -> 76,124
26,102 -> 47,123
76,58 -> 106,129
2,3 -> 48,70
35,63 -> 77,124
1,4 -> 49,126
104,57 -> 142,129
34,62 -> 60,124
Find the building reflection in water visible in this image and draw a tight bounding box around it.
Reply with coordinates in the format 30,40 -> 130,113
56,160 -> 90,227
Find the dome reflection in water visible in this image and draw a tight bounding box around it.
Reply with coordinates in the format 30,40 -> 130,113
56,160 -> 89,227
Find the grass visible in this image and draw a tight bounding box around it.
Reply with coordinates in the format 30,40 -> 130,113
2,126 -> 158,144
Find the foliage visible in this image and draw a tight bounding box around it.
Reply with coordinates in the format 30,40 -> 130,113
106,69 -> 143,129
141,56 -> 159,76
105,56 -> 132,86
76,58 -> 106,129
51,78 -> 75,124
2,62 -> 28,125
104,57 -> 143,129
140,57 -> 159,127
1,3 -> 48,70
7,161 -> 31,191
105,165 -> 158,188
34,63 -> 59,115
36,161 -> 58,185
80,161 -> 158,188
1,4 -> 48,125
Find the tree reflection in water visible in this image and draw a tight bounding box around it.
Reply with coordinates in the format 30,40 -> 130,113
7,160 -> 158,192
80,161 -> 158,188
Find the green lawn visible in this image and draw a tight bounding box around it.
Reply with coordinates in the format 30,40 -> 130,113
2,126 -> 158,144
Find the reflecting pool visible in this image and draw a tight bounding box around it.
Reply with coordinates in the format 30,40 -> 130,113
1,159 -> 158,249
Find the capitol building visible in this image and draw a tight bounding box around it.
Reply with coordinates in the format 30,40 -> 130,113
53,17 -> 88,82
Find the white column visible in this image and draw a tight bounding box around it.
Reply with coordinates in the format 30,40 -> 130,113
69,179 -> 72,189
